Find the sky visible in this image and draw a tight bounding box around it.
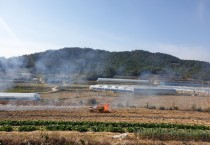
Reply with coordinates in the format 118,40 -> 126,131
0,0 -> 210,62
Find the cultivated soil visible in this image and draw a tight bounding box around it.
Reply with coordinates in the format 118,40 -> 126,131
1,85 -> 210,144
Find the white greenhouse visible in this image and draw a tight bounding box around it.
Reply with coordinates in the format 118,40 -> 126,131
97,78 -> 150,84
0,93 -> 40,100
90,84 -> 176,95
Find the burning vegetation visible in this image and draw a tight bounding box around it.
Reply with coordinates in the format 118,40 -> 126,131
89,104 -> 110,113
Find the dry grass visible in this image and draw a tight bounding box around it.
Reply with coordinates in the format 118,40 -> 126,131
0,131 -> 210,145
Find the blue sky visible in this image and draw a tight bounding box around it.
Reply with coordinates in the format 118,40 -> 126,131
0,0 -> 210,62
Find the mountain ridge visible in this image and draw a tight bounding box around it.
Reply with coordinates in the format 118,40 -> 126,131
1,47 -> 210,81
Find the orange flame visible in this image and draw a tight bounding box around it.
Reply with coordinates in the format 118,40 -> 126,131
103,104 -> 109,112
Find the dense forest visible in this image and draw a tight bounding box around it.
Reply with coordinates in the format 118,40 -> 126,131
1,47 -> 210,81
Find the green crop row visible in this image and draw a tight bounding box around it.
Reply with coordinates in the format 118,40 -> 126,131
0,126 -> 13,132
18,126 -> 38,132
0,125 -> 37,132
135,128 -> 210,141
1,125 -> 210,141
46,125 -> 124,132
0,120 -> 209,130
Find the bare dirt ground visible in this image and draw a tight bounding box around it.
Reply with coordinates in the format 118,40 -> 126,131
1,85 -> 210,144
39,86 -> 210,110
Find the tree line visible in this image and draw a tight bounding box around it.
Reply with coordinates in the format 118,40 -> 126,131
1,47 -> 210,81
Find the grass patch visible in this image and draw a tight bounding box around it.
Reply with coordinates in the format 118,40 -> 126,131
5,84 -> 52,93
135,128 -> 210,141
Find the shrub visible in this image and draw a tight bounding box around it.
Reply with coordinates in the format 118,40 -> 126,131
191,104 -> 197,111
159,106 -> 166,110
173,106 -> 179,110
148,105 -> 156,109
196,107 -> 203,112
204,107 -> 210,112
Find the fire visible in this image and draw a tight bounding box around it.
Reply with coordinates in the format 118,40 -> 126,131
89,103 -> 110,113
103,104 -> 109,113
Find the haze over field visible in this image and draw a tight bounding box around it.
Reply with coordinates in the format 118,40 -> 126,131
0,0 -> 210,62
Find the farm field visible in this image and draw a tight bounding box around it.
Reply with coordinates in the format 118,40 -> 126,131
1,84 -> 210,144
1,107 -> 210,125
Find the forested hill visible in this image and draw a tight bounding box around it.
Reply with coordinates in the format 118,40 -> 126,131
1,47 -> 210,81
